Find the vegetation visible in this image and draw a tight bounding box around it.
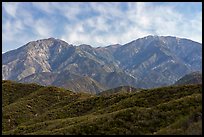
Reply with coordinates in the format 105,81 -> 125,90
2,80 -> 202,135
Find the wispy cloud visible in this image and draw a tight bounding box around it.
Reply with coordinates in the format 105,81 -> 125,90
3,2 -> 19,17
2,2 -> 202,53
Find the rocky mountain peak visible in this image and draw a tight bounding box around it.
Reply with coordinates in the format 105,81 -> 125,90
23,37 -> 71,51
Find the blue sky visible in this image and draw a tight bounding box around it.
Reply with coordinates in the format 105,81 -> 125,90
2,2 -> 202,53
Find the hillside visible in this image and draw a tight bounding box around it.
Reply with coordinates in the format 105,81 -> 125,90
2,80 -> 202,135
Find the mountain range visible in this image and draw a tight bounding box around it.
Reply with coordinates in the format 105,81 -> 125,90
2,35 -> 202,94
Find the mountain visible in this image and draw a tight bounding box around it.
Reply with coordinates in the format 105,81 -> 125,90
174,71 -> 202,85
2,35 -> 202,92
2,38 -> 73,80
2,80 -> 202,135
112,35 -> 202,88
2,38 -> 133,93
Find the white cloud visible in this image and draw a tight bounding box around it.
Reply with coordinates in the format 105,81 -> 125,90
2,2 -> 56,52
34,19 -> 53,38
3,2 -> 19,17
31,2 -> 55,14
3,17 -> 37,52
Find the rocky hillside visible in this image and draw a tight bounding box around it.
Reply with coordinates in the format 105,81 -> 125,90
2,35 -> 202,93
2,80 -> 202,135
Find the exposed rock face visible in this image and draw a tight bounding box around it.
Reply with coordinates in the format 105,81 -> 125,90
2,35 -> 202,93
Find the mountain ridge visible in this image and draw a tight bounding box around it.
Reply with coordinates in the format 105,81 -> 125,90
2,35 -> 202,93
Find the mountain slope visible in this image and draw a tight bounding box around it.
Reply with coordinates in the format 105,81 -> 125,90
2,80 -> 202,135
2,38 -> 72,80
112,35 -> 202,88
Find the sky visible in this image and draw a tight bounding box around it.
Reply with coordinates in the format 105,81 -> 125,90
2,2 -> 202,53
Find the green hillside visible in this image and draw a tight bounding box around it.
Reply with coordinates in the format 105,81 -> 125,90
2,80 -> 202,135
